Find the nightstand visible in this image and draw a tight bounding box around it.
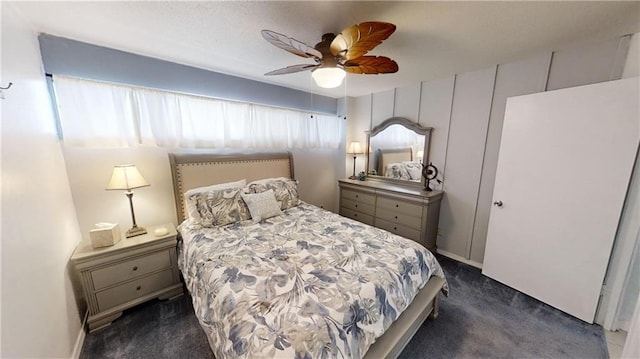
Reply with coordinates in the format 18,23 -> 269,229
71,223 -> 183,332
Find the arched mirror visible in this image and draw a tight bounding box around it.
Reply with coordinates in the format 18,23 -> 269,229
366,117 -> 432,187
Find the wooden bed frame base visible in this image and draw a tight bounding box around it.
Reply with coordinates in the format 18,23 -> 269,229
168,152 -> 444,359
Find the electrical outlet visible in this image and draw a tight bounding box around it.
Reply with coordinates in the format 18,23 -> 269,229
437,227 -> 444,236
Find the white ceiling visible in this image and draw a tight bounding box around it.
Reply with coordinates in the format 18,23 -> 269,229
10,1 -> 640,98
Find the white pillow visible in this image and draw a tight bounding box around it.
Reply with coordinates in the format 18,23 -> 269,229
241,189 -> 283,222
184,179 -> 247,222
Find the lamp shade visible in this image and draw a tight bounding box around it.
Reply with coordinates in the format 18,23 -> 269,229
348,141 -> 364,155
106,165 -> 149,191
312,68 -> 346,88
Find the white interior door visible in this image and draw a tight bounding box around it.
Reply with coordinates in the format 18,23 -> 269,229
482,78 -> 639,323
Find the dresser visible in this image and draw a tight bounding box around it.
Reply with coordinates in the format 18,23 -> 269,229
339,179 -> 443,252
71,223 -> 183,332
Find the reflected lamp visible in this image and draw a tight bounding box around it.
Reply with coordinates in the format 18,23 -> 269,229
347,141 -> 364,179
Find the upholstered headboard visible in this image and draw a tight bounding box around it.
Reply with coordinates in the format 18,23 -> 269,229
377,148 -> 413,176
169,152 -> 294,223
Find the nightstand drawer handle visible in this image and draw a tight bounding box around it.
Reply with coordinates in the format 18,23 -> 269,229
395,215 -> 398,219
394,227 -> 398,231
136,286 -> 142,291
355,194 -> 359,198
355,204 -> 358,208
133,266 -> 138,271
395,204 -> 399,208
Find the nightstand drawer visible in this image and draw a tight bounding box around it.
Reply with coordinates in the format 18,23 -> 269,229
376,208 -> 422,229
341,198 -> 375,216
377,196 -> 423,216
92,250 -> 171,290
340,207 -> 375,226
96,268 -> 175,312
375,218 -> 421,242
341,189 -> 375,206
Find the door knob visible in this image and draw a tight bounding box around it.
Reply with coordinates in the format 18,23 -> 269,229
493,200 -> 503,207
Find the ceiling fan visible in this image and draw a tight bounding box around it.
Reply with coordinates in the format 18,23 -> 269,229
261,22 -> 398,88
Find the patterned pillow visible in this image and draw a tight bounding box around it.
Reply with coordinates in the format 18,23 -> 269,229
183,179 -> 246,222
241,189 -> 283,222
248,179 -> 300,210
188,187 -> 250,227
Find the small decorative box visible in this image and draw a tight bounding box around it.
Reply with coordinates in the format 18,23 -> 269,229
89,223 -> 121,248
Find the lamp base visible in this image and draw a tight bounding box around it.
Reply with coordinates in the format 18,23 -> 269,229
126,226 -> 147,238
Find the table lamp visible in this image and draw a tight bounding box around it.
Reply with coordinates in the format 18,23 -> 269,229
106,164 -> 149,238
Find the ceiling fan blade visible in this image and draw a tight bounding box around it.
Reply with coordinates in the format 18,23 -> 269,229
264,64 -> 319,76
261,30 -> 323,60
342,56 -> 399,74
330,22 -> 396,60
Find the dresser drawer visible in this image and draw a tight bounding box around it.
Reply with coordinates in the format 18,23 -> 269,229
91,250 -> 171,290
377,196 -> 423,216
375,218 -> 421,242
376,208 -> 422,229
96,268 -> 175,312
341,189 -> 375,206
340,207 -> 375,226
341,198 -> 375,216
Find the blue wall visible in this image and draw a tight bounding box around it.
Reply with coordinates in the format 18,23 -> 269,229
38,33 -> 338,115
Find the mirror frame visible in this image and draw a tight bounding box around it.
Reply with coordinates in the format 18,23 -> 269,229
365,117 -> 433,188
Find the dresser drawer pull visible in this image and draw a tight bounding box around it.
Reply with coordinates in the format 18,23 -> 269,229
395,216 -> 398,219
355,204 -> 358,208
355,194 -> 359,198
136,286 -> 142,291
133,266 -> 138,271
394,227 -> 398,230
395,204 -> 399,208
354,213 -> 358,217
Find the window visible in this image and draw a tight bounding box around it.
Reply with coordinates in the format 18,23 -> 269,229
52,75 -> 343,149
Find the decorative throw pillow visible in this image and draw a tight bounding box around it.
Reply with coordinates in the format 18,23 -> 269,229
188,187 -> 250,227
184,179 -> 246,222
248,179 -> 300,210
241,189 -> 283,222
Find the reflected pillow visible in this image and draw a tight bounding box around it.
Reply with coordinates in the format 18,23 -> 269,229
384,163 -> 411,180
249,178 -> 300,210
403,161 -> 423,181
241,189 -> 283,222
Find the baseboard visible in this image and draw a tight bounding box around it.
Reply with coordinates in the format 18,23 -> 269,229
71,310 -> 88,359
436,249 -> 483,269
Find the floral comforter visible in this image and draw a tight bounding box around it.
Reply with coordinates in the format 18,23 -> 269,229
178,202 -> 448,359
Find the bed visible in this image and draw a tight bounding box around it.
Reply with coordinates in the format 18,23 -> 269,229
377,148 -> 422,182
169,152 -> 448,359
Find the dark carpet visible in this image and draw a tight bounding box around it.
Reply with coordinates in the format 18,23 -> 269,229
80,256 -> 608,359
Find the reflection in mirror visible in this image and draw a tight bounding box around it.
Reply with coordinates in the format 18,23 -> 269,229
366,117 -> 432,186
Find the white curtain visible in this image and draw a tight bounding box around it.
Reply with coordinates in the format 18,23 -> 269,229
52,75 -> 343,149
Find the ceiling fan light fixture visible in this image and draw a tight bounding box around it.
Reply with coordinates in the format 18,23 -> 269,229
312,67 -> 346,88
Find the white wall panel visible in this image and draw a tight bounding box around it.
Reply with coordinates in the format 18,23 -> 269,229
469,53 -> 551,263
438,66 -> 496,259
63,147 -> 342,237
371,89 -> 394,128
346,95 -> 372,176
1,4 -> 83,357
547,36 -> 630,91
394,83 -> 421,121
418,76 -> 455,191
